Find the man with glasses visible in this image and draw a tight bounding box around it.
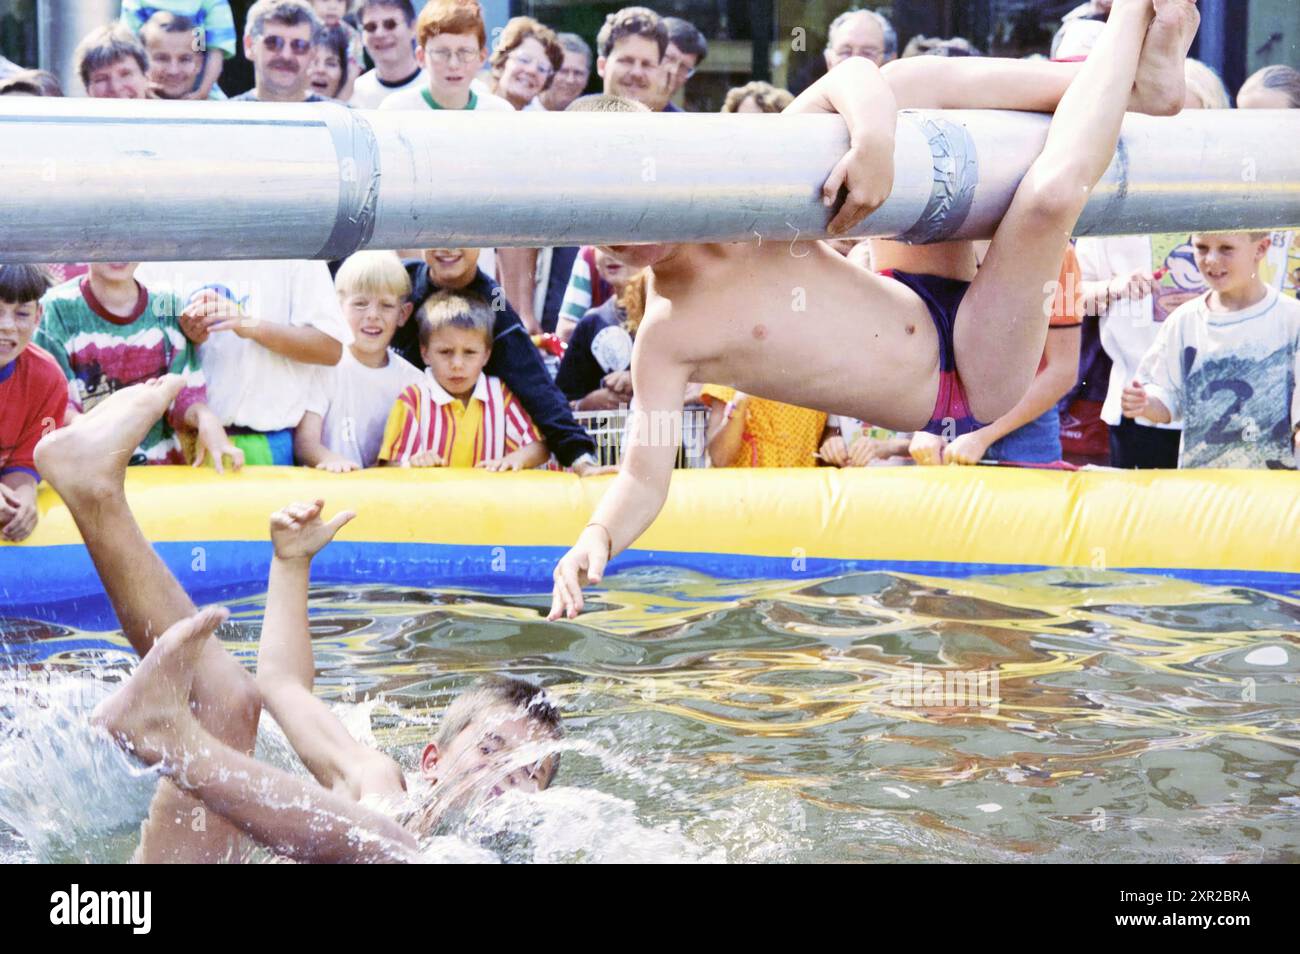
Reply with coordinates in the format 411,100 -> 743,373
661,16 -> 707,112
349,0 -> 423,108
824,8 -> 897,71
378,0 -> 511,111
233,0 -> 328,102
540,33 -> 593,112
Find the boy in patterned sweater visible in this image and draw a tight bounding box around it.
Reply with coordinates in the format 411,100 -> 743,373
36,262 -> 242,471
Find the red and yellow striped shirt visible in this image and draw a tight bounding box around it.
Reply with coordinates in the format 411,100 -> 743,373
379,371 -> 542,467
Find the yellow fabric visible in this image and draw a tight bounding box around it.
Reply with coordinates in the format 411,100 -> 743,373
447,397 -> 483,469
702,384 -> 827,468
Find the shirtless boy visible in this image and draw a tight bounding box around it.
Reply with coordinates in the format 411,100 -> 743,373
550,0 -> 1201,620
36,378 -> 561,863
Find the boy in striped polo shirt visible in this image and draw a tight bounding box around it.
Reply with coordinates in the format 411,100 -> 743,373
379,292 -> 549,470
35,262 -> 242,471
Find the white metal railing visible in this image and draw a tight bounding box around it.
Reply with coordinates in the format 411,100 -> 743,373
572,405 -> 711,469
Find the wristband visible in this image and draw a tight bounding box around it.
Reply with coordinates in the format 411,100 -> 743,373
584,522 -> 613,562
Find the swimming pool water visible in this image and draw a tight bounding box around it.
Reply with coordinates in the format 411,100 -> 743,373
2,567 -> 1297,863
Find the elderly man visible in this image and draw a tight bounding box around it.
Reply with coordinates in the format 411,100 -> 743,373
233,0 -> 327,102
540,32 -> 592,111
823,8 -> 897,70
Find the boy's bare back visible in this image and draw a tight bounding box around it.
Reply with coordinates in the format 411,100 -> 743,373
637,239 -> 941,429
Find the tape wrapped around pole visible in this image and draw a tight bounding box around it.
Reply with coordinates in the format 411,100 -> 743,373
0,97 -> 1297,263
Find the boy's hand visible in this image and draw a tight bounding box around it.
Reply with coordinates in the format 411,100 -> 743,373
943,430 -> 993,466
909,431 -> 948,466
0,484 -> 37,542
571,458 -> 619,477
477,455 -> 524,472
848,436 -> 892,467
192,419 -> 245,475
316,456 -> 361,474
1109,269 -> 1163,304
548,526 -> 611,620
1121,380 -> 1150,418
270,499 -> 355,562
824,138 -> 895,236
819,435 -> 849,467
603,370 -> 633,398
406,451 -> 444,468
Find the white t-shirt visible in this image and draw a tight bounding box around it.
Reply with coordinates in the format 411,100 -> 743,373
135,259 -> 352,432
350,66 -> 425,109
1138,286 -> 1300,469
304,347 -> 424,467
377,83 -> 514,112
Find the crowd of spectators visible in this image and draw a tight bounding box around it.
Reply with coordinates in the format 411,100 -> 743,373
1,0 -> 1297,543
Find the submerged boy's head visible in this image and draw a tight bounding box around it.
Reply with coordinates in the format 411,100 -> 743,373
1189,231 -> 1271,294
0,265 -> 53,370
417,291 -> 494,399
75,24 -> 150,99
335,251 -> 413,362
421,675 -> 563,806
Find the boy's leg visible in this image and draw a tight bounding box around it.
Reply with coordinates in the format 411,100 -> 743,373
92,607 -> 415,864
951,0 -> 1197,423
871,2 -> 1198,281
34,377 -> 261,863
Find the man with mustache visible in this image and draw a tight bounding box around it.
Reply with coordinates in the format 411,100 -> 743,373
233,0 -> 329,103
595,6 -> 669,112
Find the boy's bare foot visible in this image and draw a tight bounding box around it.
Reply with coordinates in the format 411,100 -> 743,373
1132,0 -> 1201,116
34,375 -> 184,503
91,606 -> 229,767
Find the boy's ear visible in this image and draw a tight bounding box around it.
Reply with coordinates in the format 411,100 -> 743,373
398,302 -> 414,327
414,43 -> 427,69
420,742 -> 440,781
596,55 -> 607,79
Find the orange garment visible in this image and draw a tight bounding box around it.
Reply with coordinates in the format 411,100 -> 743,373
701,385 -> 827,468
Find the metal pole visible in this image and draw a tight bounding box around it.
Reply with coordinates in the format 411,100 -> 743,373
0,97 -> 1298,263
36,0 -> 122,96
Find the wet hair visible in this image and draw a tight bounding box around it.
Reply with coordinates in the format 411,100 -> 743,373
0,265 -> 54,305
489,16 -> 564,90
315,22 -> 358,94
358,0 -> 416,25
1239,65 -> 1300,109
74,25 -> 149,89
0,69 -> 63,97
721,81 -> 793,113
417,291 -> 494,349
1184,58 -> 1229,110
140,11 -> 197,45
662,16 -> 707,64
244,0 -> 322,41
555,32 -> 592,64
334,250 -> 411,299
902,35 -> 982,58
826,9 -> 897,59
565,93 -> 650,113
596,6 -> 668,61
416,0 -> 486,49
434,675 -> 563,750
617,271 -> 648,337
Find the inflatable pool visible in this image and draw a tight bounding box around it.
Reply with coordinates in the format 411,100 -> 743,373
3,466 -> 1297,623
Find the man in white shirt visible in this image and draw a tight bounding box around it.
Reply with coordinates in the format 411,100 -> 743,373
136,259 -> 351,464
349,0 -> 424,109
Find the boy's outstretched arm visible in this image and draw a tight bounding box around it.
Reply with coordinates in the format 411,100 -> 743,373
785,57 -> 898,235
549,307 -> 690,620
257,501 -> 407,800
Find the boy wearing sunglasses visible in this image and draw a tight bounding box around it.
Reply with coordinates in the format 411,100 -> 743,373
233,0 -> 329,103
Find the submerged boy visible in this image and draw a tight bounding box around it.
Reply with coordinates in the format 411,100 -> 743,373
35,378 -> 561,863
550,0 -> 1201,619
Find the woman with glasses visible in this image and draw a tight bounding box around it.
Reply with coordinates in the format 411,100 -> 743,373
484,16 -> 564,112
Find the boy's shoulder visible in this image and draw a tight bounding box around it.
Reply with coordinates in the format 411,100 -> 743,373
377,85 -> 424,111
40,275 -> 85,306
8,343 -> 66,393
